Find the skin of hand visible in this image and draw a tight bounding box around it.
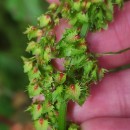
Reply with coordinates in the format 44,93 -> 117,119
48,0 -> 130,130
11,1 -> 130,130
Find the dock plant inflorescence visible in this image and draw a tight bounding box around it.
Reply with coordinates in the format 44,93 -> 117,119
22,0 -> 124,129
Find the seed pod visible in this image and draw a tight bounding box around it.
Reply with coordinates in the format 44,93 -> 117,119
24,26 -> 42,40
48,3 -> 57,10
78,40 -> 87,51
42,101 -> 54,114
34,118 -> 49,130
73,0 -> 81,11
22,57 -> 33,73
26,41 -> 36,53
54,73 -> 66,84
38,15 -> 51,28
44,46 -> 52,63
66,84 -> 81,102
28,84 -> 42,98
28,67 -> 41,81
31,104 -> 43,120
98,68 -> 107,81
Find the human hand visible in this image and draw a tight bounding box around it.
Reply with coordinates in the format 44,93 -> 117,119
48,0 -> 130,129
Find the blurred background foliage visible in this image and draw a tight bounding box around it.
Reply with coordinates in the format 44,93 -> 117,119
0,0 -> 48,129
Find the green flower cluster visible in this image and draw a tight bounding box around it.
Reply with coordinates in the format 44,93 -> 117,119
22,0 -> 123,130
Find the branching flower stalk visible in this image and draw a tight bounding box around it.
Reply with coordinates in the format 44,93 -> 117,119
22,0 -> 124,130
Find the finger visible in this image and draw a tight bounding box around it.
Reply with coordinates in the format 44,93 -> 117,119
46,0 -> 60,4
87,1 -> 130,69
51,58 -> 65,71
52,19 -> 71,71
67,70 -> 130,123
54,19 -> 71,42
53,2 -> 130,70
81,117 -> 130,130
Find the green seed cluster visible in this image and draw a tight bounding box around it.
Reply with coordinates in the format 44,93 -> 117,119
22,0 -> 123,130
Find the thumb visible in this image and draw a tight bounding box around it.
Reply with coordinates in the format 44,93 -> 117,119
87,1 -> 130,69
81,117 -> 130,130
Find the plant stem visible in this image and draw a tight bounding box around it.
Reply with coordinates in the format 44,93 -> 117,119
109,64 -> 130,73
58,100 -> 67,130
95,47 -> 130,57
80,23 -> 89,38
